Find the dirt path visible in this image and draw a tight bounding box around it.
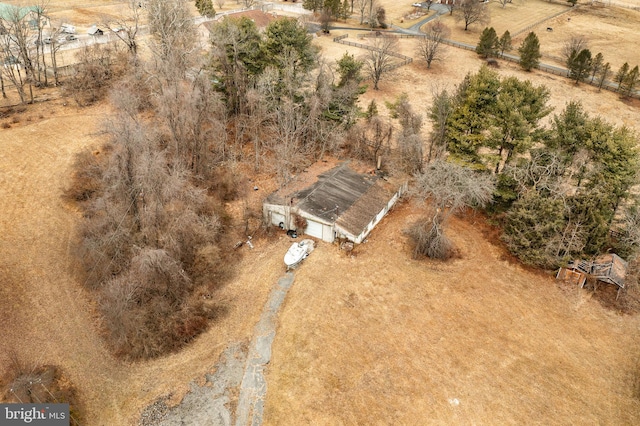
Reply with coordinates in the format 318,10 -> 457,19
235,272 -> 295,426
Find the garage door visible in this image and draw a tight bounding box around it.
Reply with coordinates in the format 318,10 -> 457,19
305,220 -> 323,239
271,212 -> 285,228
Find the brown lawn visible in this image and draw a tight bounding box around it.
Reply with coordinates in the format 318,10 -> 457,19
264,204 -> 640,425
314,32 -> 640,134
1,1 -> 640,425
532,4 -> 640,70
433,0 -> 570,46
0,98 -> 289,424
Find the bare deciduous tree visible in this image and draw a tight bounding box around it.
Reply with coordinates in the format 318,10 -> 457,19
416,20 -> 449,69
155,74 -> 227,178
347,107 -> 393,167
455,0 -> 490,31
0,30 -> 29,102
356,0 -> 371,24
102,0 -> 143,56
392,95 -> 424,173
268,95 -> 310,185
66,43 -> 124,106
362,36 -> 398,90
562,36 -> 588,68
215,0 -> 226,9
47,22 -> 63,86
409,160 -> 495,259
0,4 -> 38,102
446,0 -> 456,16
147,0 -> 197,78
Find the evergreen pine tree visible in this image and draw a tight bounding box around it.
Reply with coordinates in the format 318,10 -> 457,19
476,27 -> 499,58
195,0 -> 216,18
621,65 -> 639,98
518,32 -> 541,71
497,30 -> 512,57
615,62 -> 629,91
597,62 -> 611,90
590,52 -> 604,83
567,48 -> 592,84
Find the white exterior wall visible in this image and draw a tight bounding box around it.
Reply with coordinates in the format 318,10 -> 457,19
263,203 -> 293,229
322,224 -> 335,242
296,210 -> 335,243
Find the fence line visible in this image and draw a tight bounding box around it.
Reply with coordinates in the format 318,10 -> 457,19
332,34 -> 413,68
351,30 -> 638,98
511,5 -> 576,37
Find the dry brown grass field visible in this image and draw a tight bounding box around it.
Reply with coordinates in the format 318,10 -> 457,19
1,1 -> 640,424
264,205 -> 640,425
533,4 -> 640,69
433,0 -> 569,46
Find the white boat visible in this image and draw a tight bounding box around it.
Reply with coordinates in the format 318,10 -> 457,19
284,239 -> 314,269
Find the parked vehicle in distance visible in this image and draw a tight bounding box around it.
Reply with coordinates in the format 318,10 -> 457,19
65,34 -> 77,41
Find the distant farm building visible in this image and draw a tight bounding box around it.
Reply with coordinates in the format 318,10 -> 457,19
0,3 -> 46,30
263,162 -> 406,244
88,25 -> 103,36
557,253 -> 628,289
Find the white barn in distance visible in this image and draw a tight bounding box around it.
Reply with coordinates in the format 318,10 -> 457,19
263,162 -> 407,244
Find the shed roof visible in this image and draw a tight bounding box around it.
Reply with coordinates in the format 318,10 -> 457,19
292,164 -> 377,224
88,25 -> 103,35
266,162 -> 402,237
335,183 -> 393,237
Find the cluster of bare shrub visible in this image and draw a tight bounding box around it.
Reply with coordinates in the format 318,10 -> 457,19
1,354 -> 82,424
408,160 -> 495,260
65,0 -> 235,359
68,111 -> 227,358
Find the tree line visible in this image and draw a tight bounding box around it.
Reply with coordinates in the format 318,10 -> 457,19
476,28 -> 639,96
66,0 -> 234,359
0,1 -> 63,103
411,66 -> 640,271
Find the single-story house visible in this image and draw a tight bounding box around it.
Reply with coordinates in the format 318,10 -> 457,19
263,162 -> 407,244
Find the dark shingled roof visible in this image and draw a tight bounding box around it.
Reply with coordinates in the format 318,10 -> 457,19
335,183 -> 392,237
265,162 -> 403,241
292,163 -> 378,223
